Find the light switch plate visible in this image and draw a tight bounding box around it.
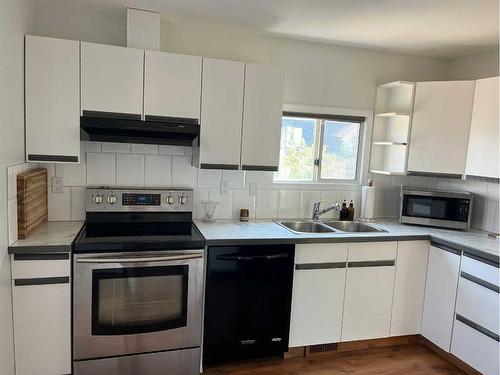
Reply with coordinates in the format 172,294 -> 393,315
249,182 -> 257,197
52,177 -> 64,193
220,180 -> 229,196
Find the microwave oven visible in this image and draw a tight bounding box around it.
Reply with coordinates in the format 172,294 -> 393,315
399,188 -> 473,230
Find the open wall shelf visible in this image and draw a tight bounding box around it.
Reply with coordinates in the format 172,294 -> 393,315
370,81 -> 415,175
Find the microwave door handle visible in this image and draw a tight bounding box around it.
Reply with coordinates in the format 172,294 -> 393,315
76,253 -> 202,263
216,253 -> 289,261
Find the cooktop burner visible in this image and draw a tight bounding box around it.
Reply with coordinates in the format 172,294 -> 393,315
73,188 -> 205,253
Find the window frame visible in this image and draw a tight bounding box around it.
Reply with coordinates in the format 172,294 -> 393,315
274,104 -> 373,187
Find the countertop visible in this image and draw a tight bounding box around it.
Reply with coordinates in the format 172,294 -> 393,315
8,221 -> 84,254
194,219 -> 500,264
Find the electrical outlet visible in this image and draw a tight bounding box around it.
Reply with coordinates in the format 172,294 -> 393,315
220,180 -> 230,196
249,182 -> 257,197
52,177 -> 64,193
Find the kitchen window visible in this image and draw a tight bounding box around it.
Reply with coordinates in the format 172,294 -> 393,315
275,111 -> 365,183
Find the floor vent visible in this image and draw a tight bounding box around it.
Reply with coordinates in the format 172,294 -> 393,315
307,343 -> 338,356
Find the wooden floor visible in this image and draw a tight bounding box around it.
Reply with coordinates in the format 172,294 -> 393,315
204,344 -> 465,375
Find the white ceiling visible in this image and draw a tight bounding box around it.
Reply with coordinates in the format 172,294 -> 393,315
34,0 -> 499,58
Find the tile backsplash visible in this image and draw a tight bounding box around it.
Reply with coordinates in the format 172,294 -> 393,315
8,142 -> 498,235
372,174 -> 500,233
38,141 -> 362,222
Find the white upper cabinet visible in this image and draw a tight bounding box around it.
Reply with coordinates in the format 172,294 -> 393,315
144,51 -> 202,120
81,42 -> 144,117
25,36 -> 80,163
421,244 -> 461,352
241,63 -> 285,170
466,76 -> 500,180
408,81 -> 475,177
196,58 -> 244,169
390,240 -> 429,336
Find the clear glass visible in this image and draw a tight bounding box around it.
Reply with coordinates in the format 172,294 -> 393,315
98,274 -> 183,327
274,117 -> 317,181
320,120 -> 360,180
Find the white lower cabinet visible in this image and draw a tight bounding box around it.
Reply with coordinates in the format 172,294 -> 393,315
341,242 -> 397,342
421,244 -> 461,352
289,243 -> 347,347
451,319 -> 499,375
11,256 -> 71,375
390,240 -> 429,336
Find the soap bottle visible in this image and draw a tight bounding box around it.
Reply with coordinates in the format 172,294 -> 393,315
340,200 -> 348,220
347,200 -> 355,221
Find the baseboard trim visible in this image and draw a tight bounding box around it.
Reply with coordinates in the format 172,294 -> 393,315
418,336 -> 481,375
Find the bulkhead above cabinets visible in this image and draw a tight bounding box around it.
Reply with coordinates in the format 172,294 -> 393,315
25,35 -> 285,172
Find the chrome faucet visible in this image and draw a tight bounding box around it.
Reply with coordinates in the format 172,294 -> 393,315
312,201 -> 341,221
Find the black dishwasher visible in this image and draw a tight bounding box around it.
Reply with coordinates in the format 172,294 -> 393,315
203,244 -> 295,364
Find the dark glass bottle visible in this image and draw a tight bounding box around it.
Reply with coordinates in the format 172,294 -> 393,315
340,200 -> 348,220
347,200 -> 355,221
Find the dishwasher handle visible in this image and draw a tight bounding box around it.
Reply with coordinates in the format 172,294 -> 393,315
216,253 -> 289,262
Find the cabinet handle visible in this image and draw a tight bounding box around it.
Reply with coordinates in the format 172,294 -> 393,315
241,165 -> 278,172
463,252 -> 499,268
461,272 -> 499,293
200,163 -> 239,170
14,253 -> 69,261
296,262 -> 346,270
407,171 -> 463,179
347,260 -> 395,268
431,241 -> 461,255
27,154 -> 78,163
456,314 -> 499,342
14,276 -> 69,286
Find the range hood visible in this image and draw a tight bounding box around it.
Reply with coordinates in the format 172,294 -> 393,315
80,112 -> 200,146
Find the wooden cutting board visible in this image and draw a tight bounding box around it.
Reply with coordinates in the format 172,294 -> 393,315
17,168 -> 48,239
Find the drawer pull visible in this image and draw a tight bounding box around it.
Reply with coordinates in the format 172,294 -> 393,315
14,276 -> 69,286
431,241 -> 461,255
348,260 -> 395,268
296,262 -> 346,270
456,314 -> 499,342
14,253 -> 69,261
461,272 -> 499,293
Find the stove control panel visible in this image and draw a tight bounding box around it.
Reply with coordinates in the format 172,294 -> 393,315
86,188 -> 193,212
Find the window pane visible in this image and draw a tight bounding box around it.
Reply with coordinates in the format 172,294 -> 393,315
320,120 -> 360,180
275,117 -> 316,181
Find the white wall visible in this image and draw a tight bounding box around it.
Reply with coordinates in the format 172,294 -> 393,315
160,22 -> 450,111
448,49 -> 499,80
0,0 -> 34,373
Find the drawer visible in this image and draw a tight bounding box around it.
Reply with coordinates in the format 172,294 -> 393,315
451,318 -> 499,375
295,243 -> 348,264
461,255 -> 499,287
348,241 -> 397,262
456,275 -> 499,334
11,254 -> 70,279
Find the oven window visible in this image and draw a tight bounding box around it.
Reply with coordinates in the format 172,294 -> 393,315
92,265 -> 188,335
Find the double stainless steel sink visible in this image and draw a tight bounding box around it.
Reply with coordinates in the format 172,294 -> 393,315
276,220 -> 386,234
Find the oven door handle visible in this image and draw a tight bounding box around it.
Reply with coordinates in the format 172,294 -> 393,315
75,254 -> 202,263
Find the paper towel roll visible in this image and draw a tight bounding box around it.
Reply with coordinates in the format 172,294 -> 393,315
361,186 -> 376,220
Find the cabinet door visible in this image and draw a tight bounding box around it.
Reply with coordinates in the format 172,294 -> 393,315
198,58 -> 244,169
25,36 -> 80,163
81,42 -> 144,117
241,63 -> 284,171
421,244 -> 460,352
342,264 -> 395,341
408,81 -> 475,177
466,76 -> 500,179
12,280 -> 71,375
144,51 -> 202,120
391,241 -> 429,336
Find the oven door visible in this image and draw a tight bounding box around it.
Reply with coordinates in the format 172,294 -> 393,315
400,191 -> 472,229
73,250 -> 204,360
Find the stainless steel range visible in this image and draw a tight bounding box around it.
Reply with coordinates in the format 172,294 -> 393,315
72,188 -> 205,375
